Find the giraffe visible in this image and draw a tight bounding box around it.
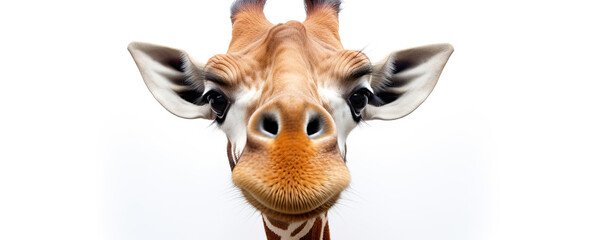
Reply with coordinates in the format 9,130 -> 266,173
127,0 -> 453,239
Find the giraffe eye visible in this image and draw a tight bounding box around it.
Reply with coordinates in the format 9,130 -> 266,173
204,90 -> 230,120
348,88 -> 371,119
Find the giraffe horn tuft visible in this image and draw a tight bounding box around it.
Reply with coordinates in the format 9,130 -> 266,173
302,0 -> 343,48
304,0 -> 342,15
228,0 -> 272,52
230,0 -> 268,23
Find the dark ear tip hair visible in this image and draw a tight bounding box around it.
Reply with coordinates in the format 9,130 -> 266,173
230,0 -> 267,17
368,93 -> 385,107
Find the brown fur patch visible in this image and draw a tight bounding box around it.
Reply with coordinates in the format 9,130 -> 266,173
263,219 -> 281,240
299,217 -> 322,240
291,221 -> 308,237
267,217 -> 290,230
323,221 -> 330,240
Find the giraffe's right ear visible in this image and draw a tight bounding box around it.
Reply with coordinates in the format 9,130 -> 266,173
128,42 -> 212,119
363,43 -> 453,120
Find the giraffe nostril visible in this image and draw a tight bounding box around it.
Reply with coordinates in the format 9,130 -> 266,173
306,116 -> 324,138
306,117 -> 320,136
260,114 -> 279,137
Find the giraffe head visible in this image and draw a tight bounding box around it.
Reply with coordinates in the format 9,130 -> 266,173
128,0 -> 452,223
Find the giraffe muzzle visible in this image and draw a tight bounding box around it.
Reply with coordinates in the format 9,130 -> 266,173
231,95 -> 350,220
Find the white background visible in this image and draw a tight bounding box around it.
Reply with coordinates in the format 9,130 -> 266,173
1,0 -> 602,239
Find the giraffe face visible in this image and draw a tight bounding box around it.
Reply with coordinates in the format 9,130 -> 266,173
205,21 -> 370,220
128,0 -> 453,222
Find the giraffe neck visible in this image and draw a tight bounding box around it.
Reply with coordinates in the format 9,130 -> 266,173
262,213 -> 330,240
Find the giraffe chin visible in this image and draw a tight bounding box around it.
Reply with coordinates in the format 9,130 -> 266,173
240,189 -> 341,222
231,133 -> 351,222
231,151 -> 351,222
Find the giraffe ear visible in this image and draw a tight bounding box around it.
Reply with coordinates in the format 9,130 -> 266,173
364,43 -> 453,120
128,42 -> 212,119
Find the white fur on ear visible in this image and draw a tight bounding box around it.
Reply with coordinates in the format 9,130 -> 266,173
364,43 -> 453,120
128,42 -> 212,119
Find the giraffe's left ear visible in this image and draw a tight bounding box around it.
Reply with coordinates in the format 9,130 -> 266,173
364,43 -> 453,120
128,42 -> 212,119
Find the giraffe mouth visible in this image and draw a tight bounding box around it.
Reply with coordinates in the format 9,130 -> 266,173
234,173 -> 349,221
231,146 -> 351,222
239,188 -> 342,221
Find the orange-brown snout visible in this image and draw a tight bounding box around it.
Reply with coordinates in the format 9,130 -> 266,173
232,95 -> 350,220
